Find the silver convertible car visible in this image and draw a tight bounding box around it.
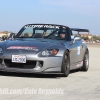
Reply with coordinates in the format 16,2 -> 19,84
0,24 -> 89,77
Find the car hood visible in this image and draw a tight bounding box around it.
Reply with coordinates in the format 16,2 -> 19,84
4,39 -> 65,54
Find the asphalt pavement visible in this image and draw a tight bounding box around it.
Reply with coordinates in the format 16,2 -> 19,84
0,44 -> 100,100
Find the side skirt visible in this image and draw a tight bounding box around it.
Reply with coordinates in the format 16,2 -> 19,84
70,61 -> 83,70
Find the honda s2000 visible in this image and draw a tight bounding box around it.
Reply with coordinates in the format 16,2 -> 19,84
0,24 -> 89,77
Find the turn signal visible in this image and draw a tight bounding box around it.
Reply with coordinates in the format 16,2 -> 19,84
52,49 -> 58,55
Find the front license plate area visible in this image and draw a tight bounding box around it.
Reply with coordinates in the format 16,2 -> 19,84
12,55 -> 26,63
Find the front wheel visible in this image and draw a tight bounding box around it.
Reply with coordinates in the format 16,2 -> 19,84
61,51 -> 70,77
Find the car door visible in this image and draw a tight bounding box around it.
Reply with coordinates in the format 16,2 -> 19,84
68,37 -> 83,70
64,28 -> 82,69
69,41 -> 78,65
76,39 -> 84,62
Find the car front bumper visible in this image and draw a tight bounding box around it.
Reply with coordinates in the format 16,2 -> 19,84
0,55 -> 63,74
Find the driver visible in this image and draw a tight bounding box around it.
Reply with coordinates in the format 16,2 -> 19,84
59,32 -> 66,39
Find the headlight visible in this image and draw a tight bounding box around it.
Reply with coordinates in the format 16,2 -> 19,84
0,48 -> 3,53
39,49 -> 59,57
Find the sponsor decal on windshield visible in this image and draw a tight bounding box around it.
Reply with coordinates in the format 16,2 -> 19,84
24,25 -> 60,29
7,46 -> 39,51
62,26 -> 66,29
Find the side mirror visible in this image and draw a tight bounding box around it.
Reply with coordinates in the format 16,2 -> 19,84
9,33 -> 15,40
70,36 -> 81,45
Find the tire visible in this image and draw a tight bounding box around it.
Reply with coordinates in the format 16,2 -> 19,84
81,51 -> 89,71
61,50 -> 70,77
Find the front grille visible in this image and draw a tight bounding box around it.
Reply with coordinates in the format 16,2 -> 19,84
4,59 -> 36,69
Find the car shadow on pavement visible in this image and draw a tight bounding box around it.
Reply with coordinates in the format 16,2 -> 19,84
70,69 -> 80,74
0,70 -> 80,78
0,71 -> 61,79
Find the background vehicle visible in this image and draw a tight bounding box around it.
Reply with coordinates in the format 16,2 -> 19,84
0,24 -> 89,77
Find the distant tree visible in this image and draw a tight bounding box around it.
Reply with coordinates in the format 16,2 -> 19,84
81,36 -> 88,40
2,35 -> 8,41
92,36 -> 99,41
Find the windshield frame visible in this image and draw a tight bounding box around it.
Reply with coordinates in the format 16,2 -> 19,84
16,24 -> 69,41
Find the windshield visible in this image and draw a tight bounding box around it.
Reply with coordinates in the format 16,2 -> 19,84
16,24 -> 67,40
